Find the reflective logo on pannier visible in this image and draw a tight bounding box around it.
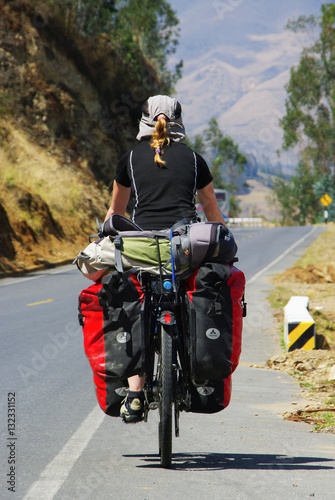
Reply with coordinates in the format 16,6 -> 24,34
115,387 -> 128,396
196,386 -> 215,396
116,332 -> 131,343
205,328 -> 220,340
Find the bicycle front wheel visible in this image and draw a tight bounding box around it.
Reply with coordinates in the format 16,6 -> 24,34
159,324 -> 173,468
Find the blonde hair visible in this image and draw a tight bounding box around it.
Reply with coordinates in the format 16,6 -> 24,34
150,117 -> 170,166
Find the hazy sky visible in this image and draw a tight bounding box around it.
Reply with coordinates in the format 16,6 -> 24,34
168,0 -> 322,68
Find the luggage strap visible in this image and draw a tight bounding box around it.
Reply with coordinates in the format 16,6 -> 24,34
114,235 -> 124,273
113,232 -> 171,275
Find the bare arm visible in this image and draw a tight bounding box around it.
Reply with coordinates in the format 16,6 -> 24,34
197,182 -> 225,224
105,180 -> 131,221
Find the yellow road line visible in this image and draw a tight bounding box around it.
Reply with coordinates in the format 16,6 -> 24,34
27,299 -> 54,306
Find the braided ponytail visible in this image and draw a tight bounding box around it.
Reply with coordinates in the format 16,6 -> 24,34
150,117 -> 170,166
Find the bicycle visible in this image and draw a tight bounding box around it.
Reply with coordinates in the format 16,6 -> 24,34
77,216 -> 243,468
140,270 -> 191,469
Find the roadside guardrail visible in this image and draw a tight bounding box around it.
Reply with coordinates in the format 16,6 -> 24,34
228,218 -> 263,227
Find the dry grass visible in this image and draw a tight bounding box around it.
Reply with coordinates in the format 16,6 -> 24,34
0,122 -> 106,218
0,120 -> 110,272
295,225 -> 335,269
270,223 -> 335,342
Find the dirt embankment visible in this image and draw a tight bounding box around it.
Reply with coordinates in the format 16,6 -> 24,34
0,0 -> 146,275
266,224 -> 335,432
267,350 -> 335,432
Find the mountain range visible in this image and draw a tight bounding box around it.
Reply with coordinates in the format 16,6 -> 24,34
168,0 -> 323,171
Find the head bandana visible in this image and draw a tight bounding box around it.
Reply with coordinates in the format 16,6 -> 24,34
136,95 -> 186,142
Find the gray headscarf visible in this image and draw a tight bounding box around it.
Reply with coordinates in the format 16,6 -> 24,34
136,95 -> 186,142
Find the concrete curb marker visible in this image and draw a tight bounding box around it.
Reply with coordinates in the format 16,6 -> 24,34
284,296 -> 316,351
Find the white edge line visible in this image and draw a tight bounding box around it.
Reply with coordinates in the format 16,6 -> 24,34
247,226 -> 318,285
0,275 -> 43,286
0,265 -> 77,287
23,405 -> 105,500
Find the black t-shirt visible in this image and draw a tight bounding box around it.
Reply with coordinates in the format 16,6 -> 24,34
114,140 -> 213,230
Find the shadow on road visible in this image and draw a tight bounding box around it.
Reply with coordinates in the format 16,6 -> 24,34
123,452 -> 335,471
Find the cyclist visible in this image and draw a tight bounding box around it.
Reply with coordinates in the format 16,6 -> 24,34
105,94 -> 225,422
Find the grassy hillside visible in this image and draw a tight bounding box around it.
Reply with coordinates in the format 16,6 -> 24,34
236,177 -> 281,222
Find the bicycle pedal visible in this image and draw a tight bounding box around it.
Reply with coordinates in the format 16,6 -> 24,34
149,402 -> 159,410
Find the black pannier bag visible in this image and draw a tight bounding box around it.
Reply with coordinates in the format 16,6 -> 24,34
99,272 -> 144,380
185,263 -> 245,382
78,272 -> 144,415
189,376 -> 232,414
104,379 -> 128,417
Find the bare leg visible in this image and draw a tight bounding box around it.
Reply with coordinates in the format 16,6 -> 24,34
121,374 -> 145,422
128,374 -> 145,392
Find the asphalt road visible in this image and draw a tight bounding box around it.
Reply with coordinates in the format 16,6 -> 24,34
1,225 -> 334,500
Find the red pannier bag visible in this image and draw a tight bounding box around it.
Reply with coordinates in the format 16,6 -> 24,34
78,272 -> 144,416
184,263 -> 246,413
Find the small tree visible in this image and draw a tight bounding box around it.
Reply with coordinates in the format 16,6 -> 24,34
188,118 -> 246,217
185,135 -> 206,155
271,176 -> 295,225
204,118 -> 246,190
275,4 -> 335,224
113,0 -> 182,90
48,0 -> 117,35
47,0 -> 182,93
291,160 -> 319,224
280,5 -> 335,177
272,158 -> 319,225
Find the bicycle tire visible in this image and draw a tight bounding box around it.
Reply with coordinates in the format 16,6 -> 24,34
159,324 -> 173,468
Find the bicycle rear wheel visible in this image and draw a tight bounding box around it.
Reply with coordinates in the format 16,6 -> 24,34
159,324 -> 173,468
